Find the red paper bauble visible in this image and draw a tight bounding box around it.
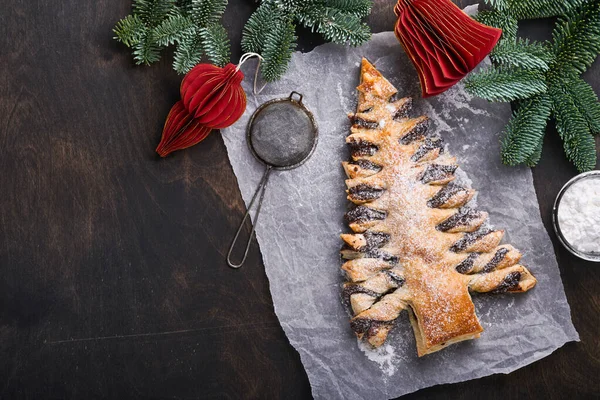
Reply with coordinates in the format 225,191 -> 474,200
394,0 -> 502,97
180,63 -> 247,129
156,100 -> 212,157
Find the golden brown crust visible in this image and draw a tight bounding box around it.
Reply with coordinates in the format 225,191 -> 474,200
342,58 -> 537,356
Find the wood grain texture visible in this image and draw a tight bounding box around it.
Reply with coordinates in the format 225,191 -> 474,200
0,0 -> 598,399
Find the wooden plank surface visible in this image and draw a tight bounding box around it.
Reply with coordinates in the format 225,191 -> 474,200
0,0 -> 598,398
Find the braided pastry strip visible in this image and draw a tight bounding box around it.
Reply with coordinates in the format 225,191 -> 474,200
341,59 -> 536,356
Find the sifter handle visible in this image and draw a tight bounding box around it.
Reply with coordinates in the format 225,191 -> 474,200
227,166 -> 272,269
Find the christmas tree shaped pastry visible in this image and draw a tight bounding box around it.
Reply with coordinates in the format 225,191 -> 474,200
341,59 -> 537,356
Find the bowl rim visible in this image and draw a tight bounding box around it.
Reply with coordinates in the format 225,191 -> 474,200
552,170 -> 600,262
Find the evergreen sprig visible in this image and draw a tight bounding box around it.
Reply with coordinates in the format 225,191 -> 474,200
465,67 -> 547,102
490,38 -> 552,70
242,0 -> 373,82
466,0 -> 600,172
113,0 -> 230,73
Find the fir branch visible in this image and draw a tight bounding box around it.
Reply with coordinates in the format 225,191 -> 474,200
501,94 -> 551,166
475,10 -> 517,45
133,32 -> 163,65
295,3 -> 325,28
482,0 -> 509,13
274,0 -> 305,14
464,67 -> 547,102
173,34 -> 203,73
491,38 -> 552,70
312,8 -> 371,46
176,0 -> 194,15
153,14 -> 195,46
550,80 -> 597,172
113,15 -> 146,47
191,0 -> 228,26
241,3 -> 280,54
134,0 -> 176,27
199,23 -> 230,67
551,1 -> 600,74
114,0 -> 230,72
517,0 -> 585,19
525,135 -> 545,167
484,0 -> 585,19
326,0 -> 372,18
564,75 -> 600,135
261,20 -> 297,82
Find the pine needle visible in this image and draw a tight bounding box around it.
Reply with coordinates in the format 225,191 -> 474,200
315,8 -> 371,46
552,1 -> 600,74
550,79 -> 598,172
134,0 -> 176,27
173,34 -> 203,73
153,15 -> 195,46
464,67 -> 547,102
491,39 -> 552,70
241,3 -> 279,54
113,15 -> 146,47
326,0 -> 372,18
501,94 -> 551,166
564,74 -> 600,135
475,10 -> 517,45
191,0 -> 228,26
133,32 -> 163,65
261,20 -> 297,82
199,23 -> 230,67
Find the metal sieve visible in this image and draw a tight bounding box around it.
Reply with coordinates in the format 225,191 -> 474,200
227,92 -> 318,268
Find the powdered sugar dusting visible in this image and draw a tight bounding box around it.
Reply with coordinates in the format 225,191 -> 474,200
358,341 -> 398,377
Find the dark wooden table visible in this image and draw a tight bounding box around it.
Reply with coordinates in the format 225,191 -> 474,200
1,0 -> 599,398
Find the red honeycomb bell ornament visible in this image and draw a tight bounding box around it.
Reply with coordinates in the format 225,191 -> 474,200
156,53 -> 262,157
156,101 -> 212,157
180,62 -> 247,130
394,0 -> 502,97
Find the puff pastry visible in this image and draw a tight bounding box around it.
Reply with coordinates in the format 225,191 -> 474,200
341,59 -> 537,356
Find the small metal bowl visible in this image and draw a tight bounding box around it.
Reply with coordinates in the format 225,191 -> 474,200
552,170 -> 600,262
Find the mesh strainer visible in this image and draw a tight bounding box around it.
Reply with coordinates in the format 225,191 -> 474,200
227,92 -> 318,268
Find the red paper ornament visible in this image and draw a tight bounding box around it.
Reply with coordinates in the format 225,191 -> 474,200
156,100 -> 212,157
394,0 -> 502,97
180,63 -> 247,129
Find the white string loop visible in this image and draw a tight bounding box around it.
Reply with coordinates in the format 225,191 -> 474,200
235,52 -> 264,72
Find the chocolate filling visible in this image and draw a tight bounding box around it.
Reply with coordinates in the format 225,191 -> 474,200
363,249 -> 399,265
392,97 -> 413,120
436,208 -> 483,232
399,117 -> 429,144
348,139 -> 379,157
349,159 -> 382,172
450,228 -> 493,252
362,231 -> 391,250
385,270 -> 405,286
483,247 -> 510,273
420,164 -> 458,184
343,284 -> 381,304
491,271 -> 522,293
455,253 -> 479,274
427,183 -> 465,208
348,184 -> 385,201
411,136 -> 444,162
352,117 -> 379,129
345,206 -> 386,223
358,107 -> 373,113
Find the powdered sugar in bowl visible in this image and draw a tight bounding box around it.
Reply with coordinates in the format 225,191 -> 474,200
553,171 -> 600,262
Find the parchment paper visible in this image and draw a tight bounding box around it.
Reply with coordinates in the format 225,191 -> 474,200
222,25 -> 579,399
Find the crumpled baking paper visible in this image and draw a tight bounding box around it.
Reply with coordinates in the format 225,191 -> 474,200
221,27 -> 579,400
